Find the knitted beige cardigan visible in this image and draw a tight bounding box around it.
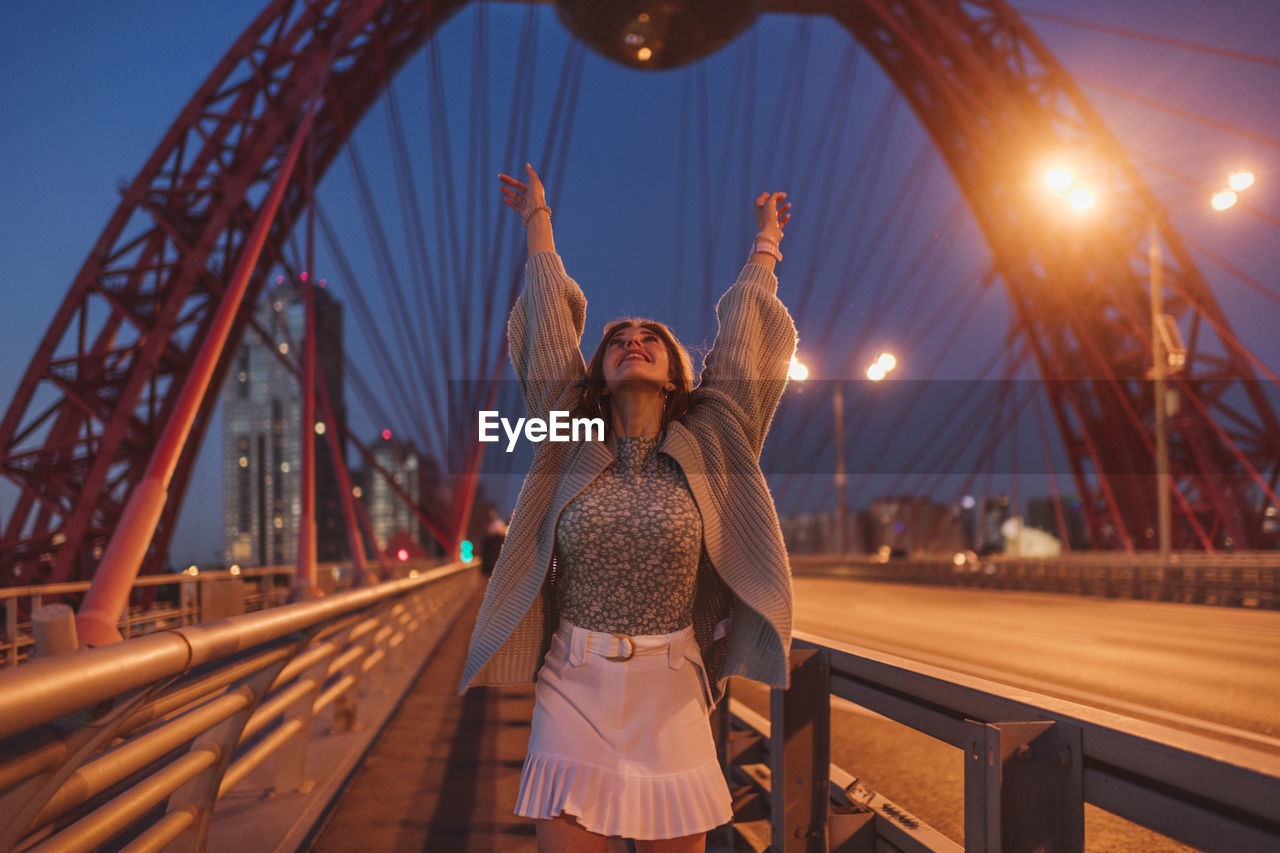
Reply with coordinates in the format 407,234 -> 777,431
459,252 -> 797,699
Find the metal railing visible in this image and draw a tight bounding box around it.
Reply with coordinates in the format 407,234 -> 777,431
0,565 -> 304,668
0,562 -> 477,853
716,630 -> 1280,852
791,552 -> 1280,608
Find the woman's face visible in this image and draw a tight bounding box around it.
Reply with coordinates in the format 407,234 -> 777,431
601,324 -> 672,394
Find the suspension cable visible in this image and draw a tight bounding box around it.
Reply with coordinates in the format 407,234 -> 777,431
1017,7 -> 1280,69
1077,73 -> 1280,151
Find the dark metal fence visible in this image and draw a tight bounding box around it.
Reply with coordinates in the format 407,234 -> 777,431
716,630 -> 1280,852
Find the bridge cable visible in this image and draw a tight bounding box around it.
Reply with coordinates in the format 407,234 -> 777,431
770,207 -> 977,508
322,95 -> 439,457
790,89 -> 901,326
374,29 -> 452,458
314,198 -> 432,451
337,129 -> 436,451
1016,7 -> 1280,70
771,168 -> 962,478
1076,74 -> 1280,152
849,310 -> 1017,509
787,42 -> 861,282
670,69 -> 692,326
488,6 -> 543,479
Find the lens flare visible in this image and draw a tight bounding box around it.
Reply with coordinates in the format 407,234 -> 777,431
1045,169 -> 1073,192
1211,190 -> 1238,211
1227,172 -> 1254,192
1067,188 -> 1095,210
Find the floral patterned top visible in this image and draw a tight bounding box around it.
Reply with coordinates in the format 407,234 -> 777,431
555,434 -> 703,635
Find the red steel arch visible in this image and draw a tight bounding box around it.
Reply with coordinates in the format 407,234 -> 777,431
0,0 -> 470,586
819,0 -> 1280,549
2,0 -> 1276,585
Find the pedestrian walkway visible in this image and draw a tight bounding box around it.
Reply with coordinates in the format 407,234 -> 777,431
309,593 -> 740,852
310,595 -> 539,851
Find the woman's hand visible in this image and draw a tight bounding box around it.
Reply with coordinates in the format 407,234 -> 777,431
500,163 -> 555,253
499,163 -> 548,223
754,191 -> 790,243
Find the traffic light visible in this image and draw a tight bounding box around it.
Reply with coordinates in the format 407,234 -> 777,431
460,539 -> 474,562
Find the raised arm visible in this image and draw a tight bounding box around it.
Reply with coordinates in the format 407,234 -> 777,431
748,190 -> 790,273
692,192 -> 797,456
501,163 -> 555,255
500,165 -> 586,421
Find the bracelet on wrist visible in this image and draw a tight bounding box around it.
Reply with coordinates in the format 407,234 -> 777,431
523,203 -> 552,226
750,237 -> 783,262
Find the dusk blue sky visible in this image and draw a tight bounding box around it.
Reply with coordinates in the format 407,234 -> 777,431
2,1 -> 1278,569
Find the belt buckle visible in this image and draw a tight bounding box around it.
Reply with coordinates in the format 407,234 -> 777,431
606,633 -> 635,661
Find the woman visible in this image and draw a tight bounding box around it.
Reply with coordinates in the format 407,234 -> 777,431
460,164 -> 796,852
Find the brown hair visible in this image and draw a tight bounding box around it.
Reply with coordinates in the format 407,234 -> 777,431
577,318 -> 695,436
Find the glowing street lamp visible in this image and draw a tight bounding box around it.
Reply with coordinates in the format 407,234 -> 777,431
788,355 -> 809,381
1045,168 -> 1073,192
1213,170 -> 1255,211
1211,190 -> 1238,211
1044,168 -> 1097,211
1227,171 -> 1254,192
1067,188 -> 1096,210
867,351 -> 897,381
792,352 -> 898,553
1038,163 -> 1253,560
1043,165 -> 1172,554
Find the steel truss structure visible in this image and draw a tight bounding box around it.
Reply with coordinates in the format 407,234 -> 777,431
2,0 -> 1276,585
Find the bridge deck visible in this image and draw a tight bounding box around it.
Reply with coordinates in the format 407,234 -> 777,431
310,594 -> 738,852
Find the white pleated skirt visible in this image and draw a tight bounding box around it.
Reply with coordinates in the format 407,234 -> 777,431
515,619 -> 733,839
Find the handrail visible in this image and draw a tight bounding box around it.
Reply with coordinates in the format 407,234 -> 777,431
0,565 -> 298,601
790,552 -> 1280,608
0,565 -> 302,667
724,629 -> 1280,851
0,562 -> 478,852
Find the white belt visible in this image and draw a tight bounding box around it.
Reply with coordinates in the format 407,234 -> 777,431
560,620 -> 694,670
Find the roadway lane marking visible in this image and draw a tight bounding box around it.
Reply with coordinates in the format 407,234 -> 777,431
819,635 -> 1280,753
1208,622 -> 1280,638
1022,628 -> 1099,644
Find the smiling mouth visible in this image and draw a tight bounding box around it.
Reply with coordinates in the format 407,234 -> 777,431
619,352 -> 649,365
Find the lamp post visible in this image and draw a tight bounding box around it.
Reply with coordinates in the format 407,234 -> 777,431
789,353 -> 896,555
833,384 -> 846,555
1147,173 -> 1251,559
1042,165 -> 1253,556
1148,219 -> 1172,563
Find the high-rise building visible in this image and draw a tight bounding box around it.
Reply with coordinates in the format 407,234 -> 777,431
222,280 -> 346,567
868,496 -> 965,556
366,436 -> 435,558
